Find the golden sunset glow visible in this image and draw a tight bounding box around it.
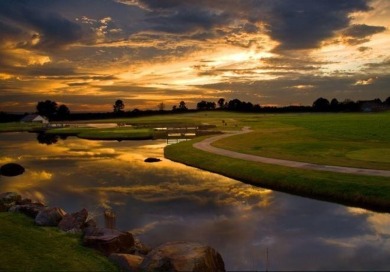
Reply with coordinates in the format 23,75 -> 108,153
0,0 -> 389,112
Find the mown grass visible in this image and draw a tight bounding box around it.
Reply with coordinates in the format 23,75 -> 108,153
213,112 -> 390,170
165,137 -> 390,212
0,212 -> 118,271
0,122 -> 43,132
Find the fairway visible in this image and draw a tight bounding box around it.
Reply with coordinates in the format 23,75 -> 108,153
212,112 -> 390,170
163,111 -> 390,211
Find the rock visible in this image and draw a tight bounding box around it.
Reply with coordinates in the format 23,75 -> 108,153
35,207 -> 67,226
144,158 -> 161,163
129,238 -> 152,256
84,218 -> 97,229
140,242 -> 225,272
109,253 -> 144,272
58,208 -> 88,232
17,198 -> 32,205
83,228 -> 135,256
0,192 -> 22,212
9,202 -> 46,218
0,163 -> 25,176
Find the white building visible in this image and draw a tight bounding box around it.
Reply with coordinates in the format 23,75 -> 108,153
20,114 -> 49,124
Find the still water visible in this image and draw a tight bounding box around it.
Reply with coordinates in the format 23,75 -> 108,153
1,132 -> 390,271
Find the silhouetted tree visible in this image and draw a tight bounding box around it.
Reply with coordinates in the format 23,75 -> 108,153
226,99 -> 254,111
340,99 -> 358,111
36,100 -> 58,119
172,105 -> 177,111
157,102 -> 165,111
197,101 -> 216,110
57,104 -> 70,120
312,97 -> 330,111
227,99 -> 242,111
113,99 -> 125,114
178,101 -> 188,111
330,98 -> 339,111
217,98 -> 225,108
385,96 -> 390,105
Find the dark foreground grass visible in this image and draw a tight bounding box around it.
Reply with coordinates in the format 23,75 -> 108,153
165,137 -> 390,212
0,212 -> 118,271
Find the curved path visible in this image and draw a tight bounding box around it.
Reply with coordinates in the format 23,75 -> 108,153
193,127 -> 390,177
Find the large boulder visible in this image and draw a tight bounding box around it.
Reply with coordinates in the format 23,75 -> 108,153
140,242 -> 225,272
83,228 -> 135,256
9,202 -> 46,218
58,208 -> 88,232
0,163 -> 25,177
0,192 -> 22,212
35,207 -> 67,226
109,253 -> 144,272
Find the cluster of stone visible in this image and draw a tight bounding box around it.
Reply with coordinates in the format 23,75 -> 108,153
0,192 -> 226,272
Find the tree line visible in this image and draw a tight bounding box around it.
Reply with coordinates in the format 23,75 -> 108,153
1,96 -> 389,123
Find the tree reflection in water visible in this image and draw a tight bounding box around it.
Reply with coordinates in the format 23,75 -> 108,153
36,133 -> 67,145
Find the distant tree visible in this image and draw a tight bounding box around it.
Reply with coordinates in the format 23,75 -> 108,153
178,101 -> 188,111
157,102 -> 165,111
113,99 -> 125,114
312,97 -> 330,111
172,105 -> 177,111
227,99 -> 242,111
36,100 -> 58,119
330,98 -> 339,111
340,99 -> 358,111
217,98 -> 225,108
57,104 -> 70,120
197,100 -> 216,110
385,96 -> 390,105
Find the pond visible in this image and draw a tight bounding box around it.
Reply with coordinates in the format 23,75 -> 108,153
1,132 -> 390,271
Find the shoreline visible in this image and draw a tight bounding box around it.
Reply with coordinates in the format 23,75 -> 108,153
164,137 -> 390,213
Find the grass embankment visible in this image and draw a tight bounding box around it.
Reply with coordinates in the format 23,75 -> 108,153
0,122 -> 43,132
46,127 -> 155,140
165,137 -> 390,212
164,111 -> 390,211
0,212 -> 118,271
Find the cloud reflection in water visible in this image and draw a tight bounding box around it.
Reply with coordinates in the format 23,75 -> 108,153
1,132 -> 390,270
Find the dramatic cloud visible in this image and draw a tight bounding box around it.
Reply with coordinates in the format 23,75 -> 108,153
0,0 -> 389,112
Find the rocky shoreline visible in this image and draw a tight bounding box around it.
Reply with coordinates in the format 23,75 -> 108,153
0,192 -> 226,272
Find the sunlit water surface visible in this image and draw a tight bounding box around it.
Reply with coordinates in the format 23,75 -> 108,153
1,132 -> 390,271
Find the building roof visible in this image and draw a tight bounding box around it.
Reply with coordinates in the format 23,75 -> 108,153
20,114 -> 48,122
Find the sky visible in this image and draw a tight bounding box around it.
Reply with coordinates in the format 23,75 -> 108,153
1,0 -> 390,112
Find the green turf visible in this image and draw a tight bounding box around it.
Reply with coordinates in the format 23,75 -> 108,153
0,212 -> 118,271
0,122 -> 43,132
165,137 -> 390,212
212,112 -> 390,170
46,127 -> 155,140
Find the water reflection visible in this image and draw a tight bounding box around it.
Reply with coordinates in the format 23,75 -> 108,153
1,132 -> 390,270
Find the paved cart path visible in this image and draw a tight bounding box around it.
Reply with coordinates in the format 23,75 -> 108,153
193,127 -> 390,177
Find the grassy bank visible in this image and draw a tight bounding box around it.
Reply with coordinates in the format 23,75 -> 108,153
0,122 -> 43,132
46,127 -> 155,140
165,137 -> 390,212
0,212 -> 118,271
